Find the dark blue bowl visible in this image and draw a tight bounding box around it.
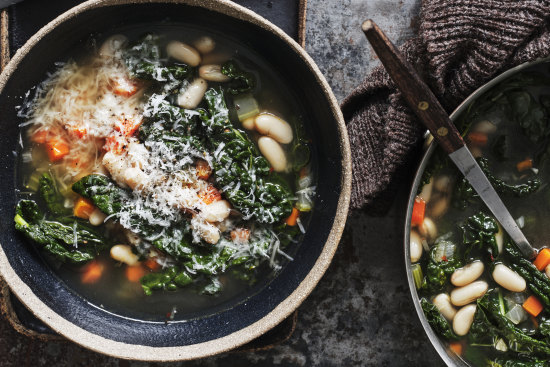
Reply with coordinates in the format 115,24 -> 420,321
0,0 -> 350,360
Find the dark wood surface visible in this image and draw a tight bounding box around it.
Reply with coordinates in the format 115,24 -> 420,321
362,19 -> 464,154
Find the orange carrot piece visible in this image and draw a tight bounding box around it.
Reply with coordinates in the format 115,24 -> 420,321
144,257 -> 161,271
69,125 -> 87,139
45,138 -> 70,162
534,248 -> 550,271
286,207 -> 300,226
523,295 -> 544,317
114,117 -> 142,137
198,185 -> 222,204
467,132 -> 488,146
103,134 -> 128,154
74,197 -> 96,219
517,158 -> 533,173
81,261 -> 104,284
125,265 -> 147,282
196,159 -> 212,180
449,342 -> 463,356
231,228 -> 250,243
31,129 -> 49,144
112,77 -> 140,97
411,197 -> 426,226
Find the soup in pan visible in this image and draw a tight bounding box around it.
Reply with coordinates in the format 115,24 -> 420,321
14,28 -> 315,320
410,63 -> 550,366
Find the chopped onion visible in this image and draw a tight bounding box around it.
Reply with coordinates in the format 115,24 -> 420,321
233,93 -> 259,122
494,338 -> 508,352
505,304 -> 528,325
515,216 -> 525,229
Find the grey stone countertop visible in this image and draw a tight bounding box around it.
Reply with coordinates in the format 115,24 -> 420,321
0,1 -> 446,366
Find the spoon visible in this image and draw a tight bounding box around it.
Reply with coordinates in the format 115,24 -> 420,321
361,19 -> 537,259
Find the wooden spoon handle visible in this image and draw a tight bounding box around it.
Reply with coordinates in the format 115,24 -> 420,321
361,19 -> 464,154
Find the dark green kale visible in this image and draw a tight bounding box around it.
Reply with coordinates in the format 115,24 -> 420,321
420,298 -> 458,340
123,34 -> 192,85
490,358 -> 550,367
72,174 -> 126,215
461,211 -> 500,260
200,88 -> 293,223
221,60 -> 256,95
140,266 -> 193,296
477,290 -> 550,357
453,157 -> 540,210
14,200 -> 107,264
422,237 -> 463,293
505,241 -> 550,309
38,172 -> 71,216
508,90 -> 550,144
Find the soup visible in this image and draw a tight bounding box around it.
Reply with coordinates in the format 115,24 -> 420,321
410,62 -> 550,365
14,27 -> 315,320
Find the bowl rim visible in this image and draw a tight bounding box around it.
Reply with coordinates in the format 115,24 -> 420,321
0,0 -> 352,361
403,56 -> 550,366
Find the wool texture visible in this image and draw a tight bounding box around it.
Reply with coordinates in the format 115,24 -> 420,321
342,0 -> 550,213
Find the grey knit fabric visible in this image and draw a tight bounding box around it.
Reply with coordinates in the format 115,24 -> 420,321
342,0 -> 550,212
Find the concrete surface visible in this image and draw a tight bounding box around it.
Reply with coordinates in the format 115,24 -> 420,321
0,0 -> 447,366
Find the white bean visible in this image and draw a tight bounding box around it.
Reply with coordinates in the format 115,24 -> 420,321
242,116 -> 256,130
492,264 -> 526,292
199,64 -> 230,82
410,230 -> 423,263
434,175 -> 452,194
430,196 -> 450,218
201,200 -> 231,223
191,217 -> 220,244
99,34 -> 128,58
419,217 -> 437,242
451,261 -> 484,287
177,78 -> 207,109
255,113 -> 294,144
193,36 -> 216,54
89,208 -> 107,226
453,304 -> 477,336
418,178 -> 433,203
124,167 -> 149,190
110,244 -> 139,266
258,136 -> 287,172
473,120 -> 497,134
450,280 -> 488,306
433,293 -> 457,321
166,41 -> 201,66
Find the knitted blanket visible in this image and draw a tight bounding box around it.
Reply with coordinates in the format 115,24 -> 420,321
342,0 -> 550,213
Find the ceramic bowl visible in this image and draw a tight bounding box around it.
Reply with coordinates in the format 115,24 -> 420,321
0,0 -> 351,360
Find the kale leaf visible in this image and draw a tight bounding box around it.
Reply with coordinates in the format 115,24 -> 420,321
200,88 -> 293,223
420,298 -> 458,340
461,211 -> 500,260
38,172 -> 71,216
453,158 -> 540,210
422,237 -> 463,293
14,200 -> 107,264
221,60 -> 256,95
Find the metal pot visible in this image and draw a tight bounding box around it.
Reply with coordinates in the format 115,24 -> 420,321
404,57 -> 550,366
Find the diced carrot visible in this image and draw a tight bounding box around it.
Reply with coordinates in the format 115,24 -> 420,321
45,138 -> 70,162
31,129 -> 49,144
125,265 -> 147,282
467,132 -> 488,147
114,117 -> 142,137
81,261 -> 104,284
198,185 -> 222,204
231,228 -> 250,243
523,295 -> 544,317
449,342 -> 463,356
103,134 -> 128,154
68,125 -> 87,139
74,197 -> 96,219
196,159 -> 212,180
285,207 -> 300,226
517,158 -> 533,173
534,248 -> 550,271
144,257 -> 161,271
112,77 -> 140,97
411,197 -> 426,226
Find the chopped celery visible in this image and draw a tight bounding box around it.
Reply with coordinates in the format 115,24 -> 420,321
233,93 -> 259,122
412,263 -> 423,289
25,170 -> 42,192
